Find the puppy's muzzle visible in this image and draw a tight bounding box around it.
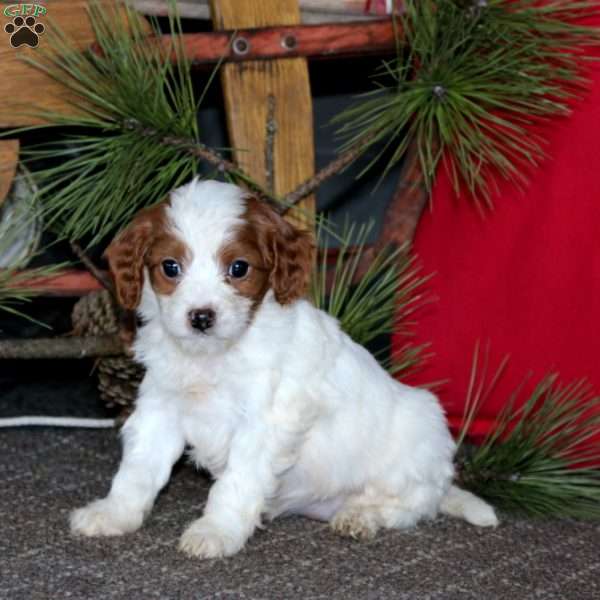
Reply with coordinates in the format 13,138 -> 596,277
188,308 -> 216,333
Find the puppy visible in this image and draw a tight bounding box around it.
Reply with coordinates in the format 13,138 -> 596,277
71,179 -> 497,558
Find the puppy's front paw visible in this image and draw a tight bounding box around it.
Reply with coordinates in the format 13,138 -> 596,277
70,497 -> 143,537
179,518 -> 244,559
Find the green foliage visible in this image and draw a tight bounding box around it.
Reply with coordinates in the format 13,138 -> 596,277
15,0 -> 203,245
456,344 -> 600,519
0,266 -> 58,328
335,0 -> 600,203
311,220 -> 427,376
0,225 -> 65,328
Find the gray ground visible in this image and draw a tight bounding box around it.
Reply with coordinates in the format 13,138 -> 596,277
2,426 -> 600,600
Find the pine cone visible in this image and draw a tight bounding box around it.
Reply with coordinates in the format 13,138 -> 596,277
71,290 -> 144,420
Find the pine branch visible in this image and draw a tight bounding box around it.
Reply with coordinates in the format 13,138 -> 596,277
0,215 -> 66,327
9,0 -> 395,238
12,1 -> 203,245
122,117 -> 380,214
0,267 -> 62,328
334,0 -> 600,203
119,118 -> 287,210
311,219 -> 427,376
281,131 -> 378,212
456,345 -> 600,519
121,118 -> 238,174
70,242 -> 113,293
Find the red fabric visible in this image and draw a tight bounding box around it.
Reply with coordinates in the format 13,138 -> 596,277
393,65 -> 600,441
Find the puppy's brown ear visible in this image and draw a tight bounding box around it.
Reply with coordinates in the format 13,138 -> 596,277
247,198 -> 315,305
104,205 -> 163,309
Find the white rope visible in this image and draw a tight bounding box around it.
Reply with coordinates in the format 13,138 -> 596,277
0,416 -> 116,428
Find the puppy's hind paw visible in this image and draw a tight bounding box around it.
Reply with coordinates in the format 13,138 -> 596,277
179,518 -> 244,559
330,509 -> 379,541
70,498 -> 143,537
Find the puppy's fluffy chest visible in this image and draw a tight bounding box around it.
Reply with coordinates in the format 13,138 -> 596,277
180,388 -> 239,477
144,357 -> 245,473
137,324 -> 282,476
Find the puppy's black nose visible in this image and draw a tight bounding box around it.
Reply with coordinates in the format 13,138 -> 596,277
188,308 -> 216,332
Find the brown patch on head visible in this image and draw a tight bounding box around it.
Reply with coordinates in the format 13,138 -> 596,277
104,201 -> 188,309
146,233 -> 188,296
222,197 -> 314,307
219,216 -> 271,313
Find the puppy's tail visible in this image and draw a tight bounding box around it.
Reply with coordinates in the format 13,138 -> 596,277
440,485 -> 499,527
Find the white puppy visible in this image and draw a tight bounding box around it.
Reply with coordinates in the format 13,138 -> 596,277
71,179 -> 498,558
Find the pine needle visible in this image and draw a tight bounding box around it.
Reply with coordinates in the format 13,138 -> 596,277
334,0 -> 600,204
10,1 -> 203,246
311,219 -> 428,376
456,346 -> 600,519
0,222 -> 66,329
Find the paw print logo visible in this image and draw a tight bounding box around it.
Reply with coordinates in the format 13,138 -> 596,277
4,16 -> 45,48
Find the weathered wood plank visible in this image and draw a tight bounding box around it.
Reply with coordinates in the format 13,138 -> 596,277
210,0 -> 315,226
0,335 -> 124,359
130,1 -> 398,21
9,269 -> 103,296
159,20 -> 395,66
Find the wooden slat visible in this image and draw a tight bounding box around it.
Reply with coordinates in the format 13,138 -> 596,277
0,140 -> 19,207
130,0 -> 382,21
210,0 -> 315,227
159,20 -> 395,66
11,269 -> 103,296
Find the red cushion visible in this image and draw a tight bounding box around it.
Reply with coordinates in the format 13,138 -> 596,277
393,61 -> 600,440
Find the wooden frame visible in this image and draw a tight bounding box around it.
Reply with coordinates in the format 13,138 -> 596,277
161,19 -> 396,65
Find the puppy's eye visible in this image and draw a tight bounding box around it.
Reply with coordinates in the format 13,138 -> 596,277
162,259 -> 181,278
228,260 -> 249,279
